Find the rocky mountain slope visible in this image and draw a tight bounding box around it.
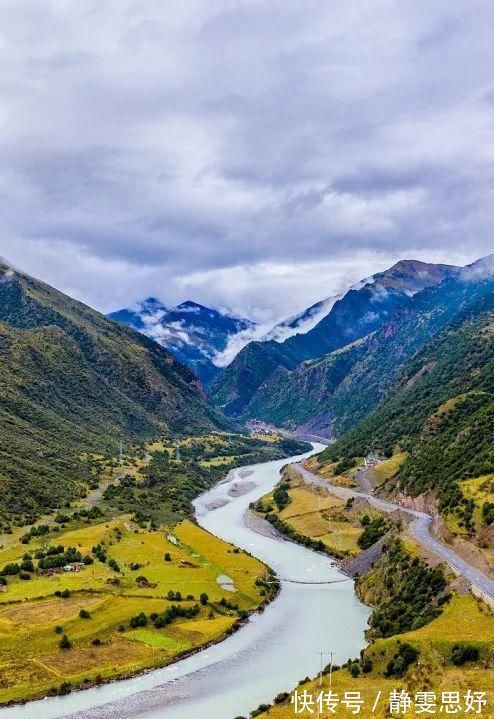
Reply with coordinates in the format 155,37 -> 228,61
0,263 -> 231,521
109,299 -> 255,386
211,260 -> 458,420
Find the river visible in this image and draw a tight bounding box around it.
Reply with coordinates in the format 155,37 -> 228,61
1,445 -> 370,719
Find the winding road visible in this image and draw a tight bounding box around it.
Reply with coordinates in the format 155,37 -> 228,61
295,464 -> 494,603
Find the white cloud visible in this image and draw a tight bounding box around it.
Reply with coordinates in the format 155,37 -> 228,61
0,1 -> 492,317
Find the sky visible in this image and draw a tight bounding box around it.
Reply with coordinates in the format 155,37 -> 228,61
0,0 -> 493,324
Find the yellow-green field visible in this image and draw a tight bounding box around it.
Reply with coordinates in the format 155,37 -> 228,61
200,455 -> 238,467
253,594 -> 494,719
258,471 -> 369,557
369,452 -> 407,485
0,517 -> 268,703
304,457 -> 360,488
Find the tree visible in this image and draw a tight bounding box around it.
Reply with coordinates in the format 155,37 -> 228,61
200,592 -> 209,606
108,558 -> 120,572
59,634 -> 72,650
79,609 -> 91,619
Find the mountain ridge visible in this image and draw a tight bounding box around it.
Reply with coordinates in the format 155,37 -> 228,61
0,261 -> 231,522
210,259 -> 459,418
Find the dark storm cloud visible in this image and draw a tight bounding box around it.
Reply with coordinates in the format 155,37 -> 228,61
0,0 -> 493,320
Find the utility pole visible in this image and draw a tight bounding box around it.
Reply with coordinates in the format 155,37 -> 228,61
328,650 -> 334,688
119,440 -> 124,467
317,650 -> 335,687
175,440 -> 181,462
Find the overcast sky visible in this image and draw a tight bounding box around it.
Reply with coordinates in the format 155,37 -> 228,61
0,1 -> 493,323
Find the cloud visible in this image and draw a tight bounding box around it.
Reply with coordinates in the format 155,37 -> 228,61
0,1 -> 492,319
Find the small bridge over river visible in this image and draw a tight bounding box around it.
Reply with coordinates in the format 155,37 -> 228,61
278,577 -> 352,585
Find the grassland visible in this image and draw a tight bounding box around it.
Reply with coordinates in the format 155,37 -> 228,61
368,452 -> 407,486
304,456 -> 360,488
252,466 -> 385,558
0,510 -> 269,704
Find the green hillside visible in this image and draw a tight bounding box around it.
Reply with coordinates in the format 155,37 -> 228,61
227,271 -> 494,439
210,340 -> 300,416
240,335 -> 371,429
321,290 -> 494,516
0,263 -> 231,523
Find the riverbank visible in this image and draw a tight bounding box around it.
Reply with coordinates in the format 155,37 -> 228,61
246,458 -> 494,719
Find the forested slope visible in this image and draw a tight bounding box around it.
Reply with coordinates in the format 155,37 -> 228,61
321,289 -> 494,515
0,262 -> 230,521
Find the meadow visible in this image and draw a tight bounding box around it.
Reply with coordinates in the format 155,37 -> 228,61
0,513 -> 268,703
254,465 -> 386,558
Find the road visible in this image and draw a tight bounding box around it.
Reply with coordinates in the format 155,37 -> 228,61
295,464 -> 494,603
82,454 -> 151,508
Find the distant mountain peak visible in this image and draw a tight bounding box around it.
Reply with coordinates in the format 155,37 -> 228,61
108,298 -> 255,386
176,300 -> 209,312
371,259 -> 459,295
462,253 -> 494,281
265,259 -> 459,345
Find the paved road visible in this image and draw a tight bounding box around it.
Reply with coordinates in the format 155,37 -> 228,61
295,464 -> 494,602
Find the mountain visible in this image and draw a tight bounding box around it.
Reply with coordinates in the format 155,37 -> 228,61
0,262 -> 231,521
321,274 -> 494,519
262,295 -> 342,342
109,299 -> 255,386
211,260 -> 458,418
258,259 -> 494,436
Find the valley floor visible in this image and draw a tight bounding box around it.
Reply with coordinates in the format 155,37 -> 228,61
0,433 -> 295,705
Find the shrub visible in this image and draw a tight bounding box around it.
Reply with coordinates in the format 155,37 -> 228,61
79,609 -> 91,619
361,657 -> 373,674
451,644 -> 479,666
59,634 -> 72,651
358,517 -> 387,550
251,704 -> 270,717
274,692 -> 289,704
273,484 -> 290,511
1,562 -> 20,576
130,612 -> 147,628
385,643 -> 419,677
